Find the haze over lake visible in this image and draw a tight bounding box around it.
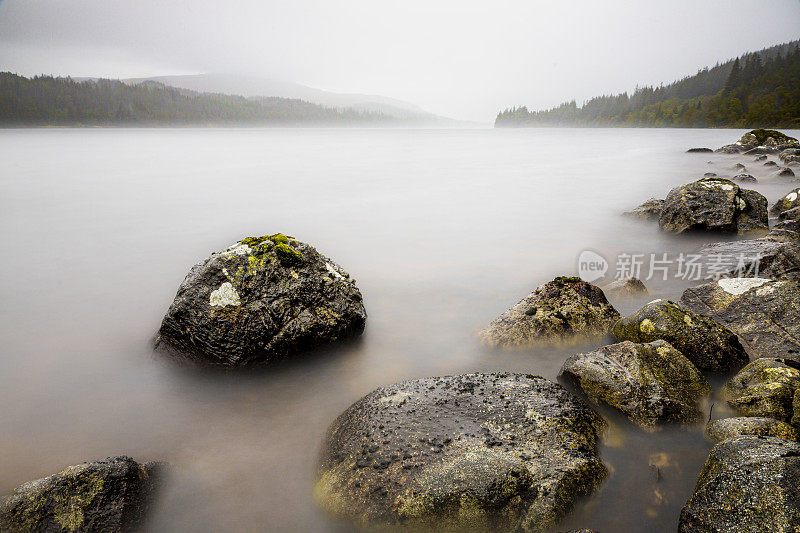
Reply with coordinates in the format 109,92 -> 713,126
1,127 -> 797,531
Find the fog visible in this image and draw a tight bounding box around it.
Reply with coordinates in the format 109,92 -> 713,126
1,0 -> 799,121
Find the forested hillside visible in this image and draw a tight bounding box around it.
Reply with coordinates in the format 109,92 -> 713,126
496,39 -> 800,128
0,73 -> 393,126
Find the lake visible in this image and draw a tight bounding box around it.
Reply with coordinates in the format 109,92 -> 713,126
1,127 -> 797,532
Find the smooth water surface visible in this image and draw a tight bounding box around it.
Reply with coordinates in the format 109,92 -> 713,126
1,127 -> 797,532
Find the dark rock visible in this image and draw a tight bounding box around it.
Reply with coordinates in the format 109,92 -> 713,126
611,299 -> 748,372
703,172 -> 717,177
705,417 -> 799,444
479,276 -> 620,348
658,177 -> 768,234
762,226 -> 800,244
680,278 -> 800,359
0,456 -> 163,533
743,146 -> 780,155
558,340 -> 711,430
732,173 -> 757,183
715,144 -> 742,154
769,188 -> 800,215
733,163 -> 747,171
602,277 -> 648,298
779,167 -> 796,178
687,148 -> 713,153
694,239 -> 800,280
783,154 -> 800,165
722,357 -> 800,423
315,373 -> 607,532
157,234 -> 367,367
622,198 -> 663,221
780,206 -> 800,221
753,154 -> 768,162
764,160 -> 778,167
781,148 -> 800,161
678,436 -> 800,532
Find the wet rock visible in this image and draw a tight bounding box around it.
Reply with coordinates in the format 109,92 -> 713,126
721,358 -> 800,423
611,299 -> 748,372
705,417 -> 799,444
781,148 -> 800,161
622,198 -> 663,221
753,154 -> 768,162
762,226 -> 800,244
0,456 -> 163,533
779,167 -> 796,178
769,188 -> 800,215
157,234 -> 367,367
680,278 -> 800,359
783,155 -> 800,165
703,172 -> 717,177
602,277 -> 648,299
732,173 -> 757,183
558,340 -> 711,430
315,372 -> 607,532
678,436 -> 800,532
743,146 -> 780,156
780,206 -> 800,221
687,148 -> 713,153
733,163 -> 747,171
694,239 -> 800,280
479,277 -> 620,348
764,160 -> 778,168
658,177 -> 768,234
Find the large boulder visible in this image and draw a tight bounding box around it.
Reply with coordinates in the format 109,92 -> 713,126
694,239 -> 800,280
721,357 -> 800,424
678,436 -> 800,532
705,417 -> 799,444
157,234 -> 366,367
558,340 -> 711,430
479,277 -> 620,348
622,198 -> 663,221
680,278 -> 800,359
611,299 -> 748,372
314,373 -> 607,532
769,188 -> 800,215
0,456 -> 163,533
739,129 -> 800,149
658,177 -> 768,234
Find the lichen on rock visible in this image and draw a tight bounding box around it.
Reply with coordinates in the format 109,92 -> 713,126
705,417 -> 799,444
721,357 -> 800,423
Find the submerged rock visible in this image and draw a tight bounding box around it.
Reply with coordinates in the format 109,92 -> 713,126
157,234 -> 366,367
780,206 -> 800,221
315,372 -> 607,532
558,340 -> 711,430
732,173 -> 757,183
694,239 -> 800,280
779,167 -> 796,178
705,417 -> 799,444
602,277 -> 648,299
678,436 -> 800,532
703,172 -> 717,177
769,188 -> 800,215
687,148 -> 713,153
0,456 -> 163,533
715,144 -> 742,154
658,177 -> 768,234
611,299 -> 748,372
622,198 -> 663,221
680,278 -> 800,359
753,154 -> 768,162
733,163 -> 747,171
782,148 -> 800,161
721,357 -> 800,423
479,277 -> 620,348
764,160 -> 778,168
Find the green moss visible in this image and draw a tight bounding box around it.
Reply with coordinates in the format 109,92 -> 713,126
52,469 -> 105,532
275,243 -> 303,266
240,233 -> 294,248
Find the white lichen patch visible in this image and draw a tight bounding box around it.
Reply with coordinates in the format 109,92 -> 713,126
379,391 -> 412,404
647,299 -> 663,305
717,277 -> 770,296
786,192 -> 798,202
325,261 -> 344,280
756,284 -> 780,297
210,282 -> 241,307
223,243 -> 252,256
701,181 -> 735,191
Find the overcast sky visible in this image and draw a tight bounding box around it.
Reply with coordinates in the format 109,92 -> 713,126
1,0 -> 799,121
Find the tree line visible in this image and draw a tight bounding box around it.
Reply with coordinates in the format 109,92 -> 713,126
496,39 -> 800,128
0,73 -> 394,126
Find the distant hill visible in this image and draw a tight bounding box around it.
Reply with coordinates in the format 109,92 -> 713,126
496,39 -> 800,128
113,74 -> 436,121
0,73 -> 420,126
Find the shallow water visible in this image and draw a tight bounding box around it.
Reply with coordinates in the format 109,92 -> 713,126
0,127 -> 797,532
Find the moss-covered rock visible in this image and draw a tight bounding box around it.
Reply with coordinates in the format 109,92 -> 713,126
622,198 -> 664,221
658,177 -> 768,234
694,239 -> 800,281
611,299 -> 748,372
0,456 -> 163,533
558,340 -> 711,430
705,417 -> 799,444
478,277 -> 620,348
157,234 -> 366,367
739,129 -> 800,148
680,278 -> 800,360
721,358 -> 800,424
315,373 -> 607,532
678,436 -> 800,532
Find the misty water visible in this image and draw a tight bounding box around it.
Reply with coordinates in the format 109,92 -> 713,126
1,127 -> 797,532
